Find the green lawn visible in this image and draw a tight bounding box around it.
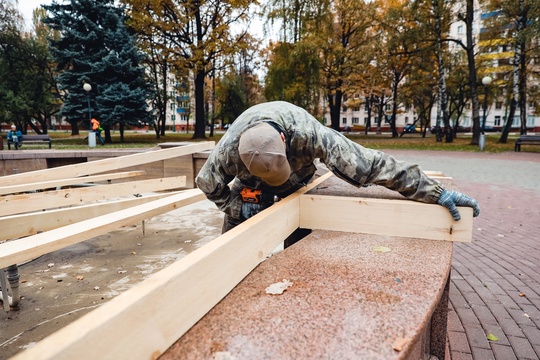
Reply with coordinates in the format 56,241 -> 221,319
19,130 -> 531,153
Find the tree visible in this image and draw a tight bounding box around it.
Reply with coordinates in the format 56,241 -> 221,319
123,0 -> 254,139
43,0 -> 152,141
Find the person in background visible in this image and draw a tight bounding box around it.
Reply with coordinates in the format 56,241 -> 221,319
196,101 -> 480,233
91,118 -> 105,145
7,125 -> 23,150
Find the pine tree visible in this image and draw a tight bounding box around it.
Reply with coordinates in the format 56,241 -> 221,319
43,0 -> 152,141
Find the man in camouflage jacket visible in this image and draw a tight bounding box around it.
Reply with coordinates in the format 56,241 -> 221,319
196,101 -> 480,232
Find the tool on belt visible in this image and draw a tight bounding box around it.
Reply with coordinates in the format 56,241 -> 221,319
240,188 -> 279,204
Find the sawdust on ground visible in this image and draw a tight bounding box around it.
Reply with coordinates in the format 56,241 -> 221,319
0,200 -> 223,360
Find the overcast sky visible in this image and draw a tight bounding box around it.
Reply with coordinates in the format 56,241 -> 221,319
18,0 -> 52,30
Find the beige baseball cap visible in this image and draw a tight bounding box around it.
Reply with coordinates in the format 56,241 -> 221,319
239,123 -> 290,186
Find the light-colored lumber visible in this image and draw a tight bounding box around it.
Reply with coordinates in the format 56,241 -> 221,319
0,192 -> 180,241
0,142 -> 214,187
0,188 -> 207,269
0,171 -> 145,196
10,172 -> 333,360
299,194 -> 473,242
0,176 -> 186,217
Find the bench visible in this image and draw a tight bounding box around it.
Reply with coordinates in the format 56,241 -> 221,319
7,134 -> 52,150
515,135 -> 540,152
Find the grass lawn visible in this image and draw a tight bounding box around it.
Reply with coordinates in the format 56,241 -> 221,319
20,130 -> 533,153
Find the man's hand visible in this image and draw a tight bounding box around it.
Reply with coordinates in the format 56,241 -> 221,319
437,189 -> 480,221
241,202 -> 266,220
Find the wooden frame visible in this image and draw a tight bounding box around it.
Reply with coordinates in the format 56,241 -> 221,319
9,171 -> 473,360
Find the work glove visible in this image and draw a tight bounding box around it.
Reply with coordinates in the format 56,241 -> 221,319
437,189 -> 480,221
241,202 -> 266,220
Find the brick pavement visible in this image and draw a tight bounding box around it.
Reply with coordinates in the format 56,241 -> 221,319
385,150 -> 540,360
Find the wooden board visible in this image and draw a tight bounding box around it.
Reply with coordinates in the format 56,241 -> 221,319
0,142 -> 214,187
10,172 -> 332,360
299,194 -> 473,242
0,189 -> 206,269
0,192 -> 180,241
0,176 -> 186,217
0,171 -> 145,196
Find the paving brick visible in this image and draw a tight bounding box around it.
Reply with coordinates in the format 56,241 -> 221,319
522,326 -> 540,346
507,308 -> 536,326
455,306 -> 481,326
449,330 -> 471,353
482,324 -> 511,346
507,336 -> 539,360
495,294 -> 521,310
485,301 -> 512,321
448,307 -> 465,332
454,278 -> 477,294
465,325 -> 491,350
491,344 -> 517,360
470,346 -> 496,360
463,291 -> 487,307
451,351 -> 474,360
498,317 -> 525,338
471,305 -> 499,326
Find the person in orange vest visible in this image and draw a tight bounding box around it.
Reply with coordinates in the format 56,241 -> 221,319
91,118 -> 105,145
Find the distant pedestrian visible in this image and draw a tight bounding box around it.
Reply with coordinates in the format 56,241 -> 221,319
7,125 -> 23,149
91,118 -> 105,145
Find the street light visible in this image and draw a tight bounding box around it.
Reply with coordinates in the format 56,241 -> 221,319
479,75 -> 492,151
83,82 -> 96,147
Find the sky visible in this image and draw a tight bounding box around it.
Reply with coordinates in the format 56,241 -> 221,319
18,0 -> 52,30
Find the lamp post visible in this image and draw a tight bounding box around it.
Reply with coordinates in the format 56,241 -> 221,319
479,75 -> 492,151
83,82 -> 96,147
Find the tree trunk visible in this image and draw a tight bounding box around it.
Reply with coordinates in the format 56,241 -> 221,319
193,69 -> 207,139
465,0 -> 481,145
327,91 -> 343,132
390,75 -> 399,138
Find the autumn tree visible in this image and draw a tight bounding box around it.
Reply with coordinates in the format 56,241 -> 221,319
123,0 -> 255,139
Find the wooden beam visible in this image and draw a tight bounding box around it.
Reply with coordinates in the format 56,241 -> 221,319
299,194 -> 473,242
0,142 -> 214,187
0,171 -> 145,196
0,189 -> 207,269
10,172 -> 332,360
0,176 -> 187,217
0,192 -> 180,241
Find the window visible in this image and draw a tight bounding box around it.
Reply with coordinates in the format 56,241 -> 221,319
529,102 -> 535,109
457,25 -> 464,34
364,107 -> 368,112
342,117 -> 347,124
342,106 -> 347,112
352,117 -> 359,124
495,102 -> 503,110
353,106 -> 360,112
171,114 -> 176,121
494,116 -> 501,126
527,116 -> 535,127
364,117 -> 368,124
385,104 -> 391,111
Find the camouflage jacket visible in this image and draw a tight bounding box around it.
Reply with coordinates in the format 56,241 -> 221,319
195,101 -> 444,220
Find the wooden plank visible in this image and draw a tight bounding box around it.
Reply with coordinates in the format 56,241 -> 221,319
10,172 -> 332,360
0,192 -> 180,241
0,171 -> 145,196
0,189 -> 207,269
0,142 -> 214,187
0,176 -> 187,217
299,194 -> 473,242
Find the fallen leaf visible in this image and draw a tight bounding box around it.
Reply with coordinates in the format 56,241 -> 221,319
497,234 -> 505,238
76,276 -> 84,281
118,270 -> 127,274
519,293 -> 526,297
265,279 -> 293,295
373,246 -> 391,253
392,337 -> 410,352
47,263 -> 55,268
93,286 -> 100,291
524,313 -> 530,318
486,334 -> 499,342
131,251 -> 137,255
